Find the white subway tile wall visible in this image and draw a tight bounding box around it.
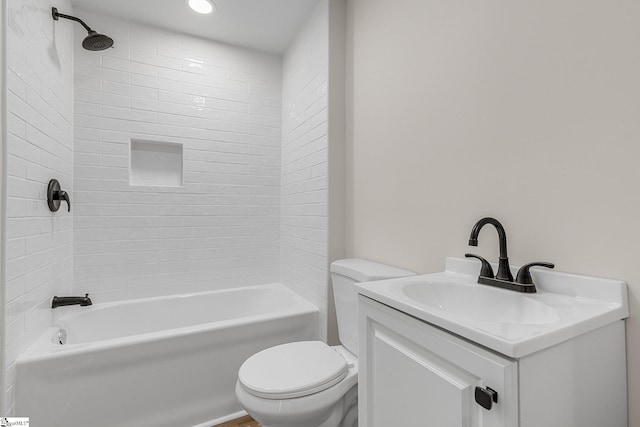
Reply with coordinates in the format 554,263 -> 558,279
281,1 -> 329,339
72,12 -> 283,301
4,2 -> 331,414
5,0 -> 75,413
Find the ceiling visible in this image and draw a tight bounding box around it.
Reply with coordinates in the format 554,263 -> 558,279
71,0 -> 319,54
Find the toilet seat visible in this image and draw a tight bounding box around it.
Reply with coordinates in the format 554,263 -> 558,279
238,341 -> 348,400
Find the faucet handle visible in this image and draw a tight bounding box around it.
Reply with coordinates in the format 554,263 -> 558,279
465,254 -> 495,278
47,179 -> 71,213
59,191 -> 71,212
515,262 -> 555,284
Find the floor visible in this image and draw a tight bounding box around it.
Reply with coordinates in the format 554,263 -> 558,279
214,415 -> 260,427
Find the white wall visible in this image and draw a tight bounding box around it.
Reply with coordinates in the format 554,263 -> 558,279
281,0 -> 329,339
72,12 -> 283,301
0,0 -> 5,414
4,0 -> 74,413
346,0 -> 640,425
327,0 -> 347,345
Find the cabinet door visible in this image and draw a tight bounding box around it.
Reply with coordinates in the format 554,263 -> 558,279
359,296 -> 518,427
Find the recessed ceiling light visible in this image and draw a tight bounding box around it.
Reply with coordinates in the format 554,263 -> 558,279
188,0 -> 215,14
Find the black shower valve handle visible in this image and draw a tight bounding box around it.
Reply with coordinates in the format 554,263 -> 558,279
47,179 -> 71,213
58,191 -> 71,212
465,253 -> 495,278
515,262 -> 555,285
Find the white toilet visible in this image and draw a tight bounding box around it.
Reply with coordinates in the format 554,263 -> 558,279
235,259 -> 415,427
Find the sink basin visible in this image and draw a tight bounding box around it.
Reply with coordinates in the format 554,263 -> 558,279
356,257 -> 629,357
402,281 -> 560,325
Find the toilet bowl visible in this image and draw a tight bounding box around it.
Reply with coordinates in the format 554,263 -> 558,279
236,342 -> 358,427
235,259 -> 415,427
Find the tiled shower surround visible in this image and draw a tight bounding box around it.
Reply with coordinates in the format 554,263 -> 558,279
5,0 -> 75,412
72,11 -> 283,301
4,0 -> 330,414
281,0 -> 329,340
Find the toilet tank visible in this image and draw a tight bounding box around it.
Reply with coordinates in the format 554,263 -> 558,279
330,259 -> 415,357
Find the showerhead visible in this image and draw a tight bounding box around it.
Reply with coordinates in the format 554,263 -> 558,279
52,7 -> 114,51
82,31 -> 114,51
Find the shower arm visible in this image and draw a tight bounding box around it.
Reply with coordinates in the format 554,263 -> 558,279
52,8 -> 94,33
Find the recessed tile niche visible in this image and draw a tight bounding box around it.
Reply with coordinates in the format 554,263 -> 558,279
130,139 -> 183,187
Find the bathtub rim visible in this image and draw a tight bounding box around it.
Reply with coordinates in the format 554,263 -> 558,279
17,282 -> 319,364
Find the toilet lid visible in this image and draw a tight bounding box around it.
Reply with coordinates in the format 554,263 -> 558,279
238,341 -> 348,400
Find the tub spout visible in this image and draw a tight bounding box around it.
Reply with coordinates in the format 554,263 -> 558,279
52,294 -> 92,309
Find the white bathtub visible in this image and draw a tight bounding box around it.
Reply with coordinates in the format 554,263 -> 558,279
15,283 -> 319,427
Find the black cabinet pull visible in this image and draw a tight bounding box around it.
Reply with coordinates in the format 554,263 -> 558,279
475,386 -> 498,410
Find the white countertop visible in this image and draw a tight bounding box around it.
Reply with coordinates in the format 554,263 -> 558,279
356,257 -> 629,358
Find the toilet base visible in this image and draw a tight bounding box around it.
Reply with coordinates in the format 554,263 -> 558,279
258,385 -> 357,427
336,386 -> 358,427
237,382 -> 358,427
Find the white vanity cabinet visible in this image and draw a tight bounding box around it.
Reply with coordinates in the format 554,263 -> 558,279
359,295 -> 628,427
359,296 -> 517,426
